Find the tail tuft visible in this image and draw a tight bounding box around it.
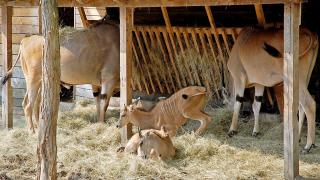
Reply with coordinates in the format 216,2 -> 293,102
1,71 -> 13,86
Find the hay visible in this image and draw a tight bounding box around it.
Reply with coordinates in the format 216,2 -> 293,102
0,101 -> 319,179
59,26 -> 84,44
176,49 -> 226,100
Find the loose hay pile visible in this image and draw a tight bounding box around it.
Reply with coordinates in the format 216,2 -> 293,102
0,101 -> 319,179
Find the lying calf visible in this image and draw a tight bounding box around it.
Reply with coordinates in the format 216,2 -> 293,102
117,86 -> 212,136
120,127 -> 175,161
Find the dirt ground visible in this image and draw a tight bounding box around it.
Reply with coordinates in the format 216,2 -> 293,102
0,100 -> 319,179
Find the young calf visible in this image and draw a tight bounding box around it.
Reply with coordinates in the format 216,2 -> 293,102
121,127 -> 175,161
117,86 -> 212,137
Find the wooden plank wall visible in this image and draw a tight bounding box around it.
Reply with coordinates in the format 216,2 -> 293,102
74,7 -> 106,100
0,7 -> 39,107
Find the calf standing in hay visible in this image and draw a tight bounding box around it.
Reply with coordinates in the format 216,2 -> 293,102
121,126 -> 175,160
227,27 -> 319,153
117,86 -> 211,137
1,22 -> 120,133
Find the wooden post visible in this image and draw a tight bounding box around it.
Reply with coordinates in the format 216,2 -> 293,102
283,2 -> 300,179
37,0 -> 60,179
1,6 -> 13,129
120,7 -> 133,144
38,6 -> 42,34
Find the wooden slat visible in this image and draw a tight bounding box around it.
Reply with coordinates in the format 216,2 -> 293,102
172,27 -> 195,85
204,29 -> 219,67
161,7 -> 187,87
2,0 -> 293,7
153,27 -> 175,93
1,6 -> 13,129
139,28 -> 165,93
198,28 -> 221,99
180,28 -> 202,86
132,41 -> 151,95
130,79 -> 136,91
283,2 -> 300,179
161,28 -> 182,89
133,30 -> 156,93
221,28 -> 231,54
145,26 -> 172,93
205,6 -> 224,59
189,28 -> 200,52
120,7 -> 133,144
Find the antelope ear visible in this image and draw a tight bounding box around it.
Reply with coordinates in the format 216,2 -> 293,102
182,94 -> 188,99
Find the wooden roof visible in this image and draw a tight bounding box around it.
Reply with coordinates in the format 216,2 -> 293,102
1,0 -> 297,7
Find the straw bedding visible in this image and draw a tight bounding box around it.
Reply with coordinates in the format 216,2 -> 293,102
0,100 -> 319,179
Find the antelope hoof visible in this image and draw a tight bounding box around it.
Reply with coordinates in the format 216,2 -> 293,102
252,132 -> 260,137
301,144 -> 316,154
228,130 -> 238,137
117,147 -> 125,153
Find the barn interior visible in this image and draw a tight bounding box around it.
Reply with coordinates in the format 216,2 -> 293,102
57,0 -> 320,124
0,0 -> 320,179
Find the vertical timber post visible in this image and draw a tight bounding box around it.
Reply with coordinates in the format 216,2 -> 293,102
38,6 -> 42,34
1,6 -> 13,129
283,2 -> 301,180
37,0 -> 60,179
120,7 -> 133,144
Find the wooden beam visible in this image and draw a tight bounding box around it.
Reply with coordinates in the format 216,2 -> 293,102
254,4 -> 266,28
161,6 -> 187,87
205,6 -> 224,59
37,0 -> 60,179
283,2 -> 301,179
120,7 -> 133,144
1,6 -> 13,129
77,7 -> 90,28
1,0 -> 293,7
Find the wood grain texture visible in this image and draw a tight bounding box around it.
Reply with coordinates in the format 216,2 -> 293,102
37,0 -> 60,179
283,2 -> 300,179
1,6 -> 13,129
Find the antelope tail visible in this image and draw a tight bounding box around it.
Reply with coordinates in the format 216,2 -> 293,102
1,46 -> 21,86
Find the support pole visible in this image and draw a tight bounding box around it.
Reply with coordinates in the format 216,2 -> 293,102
1,6 -> 13,129
38,6 -> 42,34
37,0 -> 60,179
283,2 -> 300,180
120,7 -> 133,144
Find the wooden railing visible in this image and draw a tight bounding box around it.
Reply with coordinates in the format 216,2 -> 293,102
131,25 -> 242,98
